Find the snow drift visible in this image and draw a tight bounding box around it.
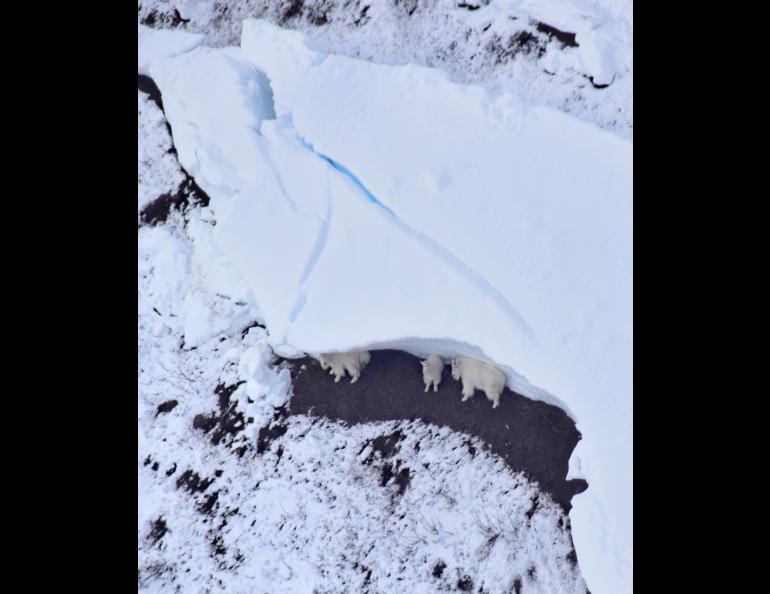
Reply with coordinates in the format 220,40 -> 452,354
138,24 -> 204,75
143,18 -> 632,594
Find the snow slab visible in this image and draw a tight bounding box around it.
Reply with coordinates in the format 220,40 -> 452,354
142,20 -> 632,594
139,0 -> 632,138
138,24 -> 204,75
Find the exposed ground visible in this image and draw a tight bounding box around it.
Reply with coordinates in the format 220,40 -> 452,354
287,350 -> 587,511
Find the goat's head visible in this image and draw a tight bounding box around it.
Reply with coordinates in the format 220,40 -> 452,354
451,358 -> 460,380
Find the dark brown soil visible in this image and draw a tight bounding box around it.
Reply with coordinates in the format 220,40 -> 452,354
192,382 -> 251,454
156,400 -> 179,415
140,6 -> 190,29
138,74 -> 211,226
148,516 -> 168,546
138,74 -> 164,111
176,469 -> 215,494
534,21 -> 579,48
256,422 -> 288,454
287,349 -> 587,511
139,175 -> 211,227
457,575 -> 474,591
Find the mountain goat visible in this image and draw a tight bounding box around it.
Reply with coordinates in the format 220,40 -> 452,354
421,354 -> 444,393
318,351 -> 371,383
450,356 -> 507,408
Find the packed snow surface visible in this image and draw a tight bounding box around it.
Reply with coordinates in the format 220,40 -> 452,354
141,17 -> 631,594
138,23 -> 204,74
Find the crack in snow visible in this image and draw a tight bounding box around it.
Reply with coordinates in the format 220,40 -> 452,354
294,134 -> 536,343
290,195 -> 332,324
251,134 -> 333,327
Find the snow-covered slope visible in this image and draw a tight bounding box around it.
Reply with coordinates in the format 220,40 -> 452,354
140,17 -> 632,594
139,88 -> 588,594
240,23 -> 633,593
138,0 -> 633,138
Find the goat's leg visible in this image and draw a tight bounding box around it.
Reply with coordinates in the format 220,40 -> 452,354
486,388 -> 501,408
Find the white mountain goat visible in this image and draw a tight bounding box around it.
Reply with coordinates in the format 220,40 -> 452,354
318,351 -> 371,383
450,356 -> 507,408
421,354 -> 444,393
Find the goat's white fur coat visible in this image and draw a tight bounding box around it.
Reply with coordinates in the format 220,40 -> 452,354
318,351 -> 372,383
450,356 -> 506,408
421,354 -> 444,392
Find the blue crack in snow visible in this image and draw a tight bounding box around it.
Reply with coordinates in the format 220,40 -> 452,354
293,132 -> 536,343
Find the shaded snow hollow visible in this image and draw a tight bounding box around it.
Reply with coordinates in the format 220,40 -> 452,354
140,18 -> 631,594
